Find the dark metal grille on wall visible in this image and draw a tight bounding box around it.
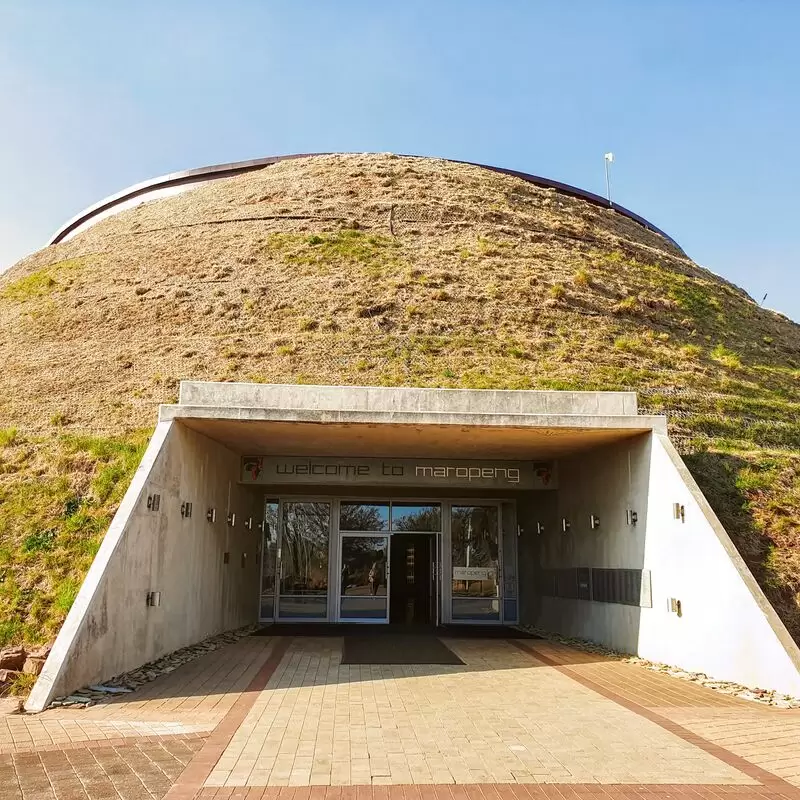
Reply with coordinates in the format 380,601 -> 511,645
591,568 -> 652,608
539,567 -> 652,608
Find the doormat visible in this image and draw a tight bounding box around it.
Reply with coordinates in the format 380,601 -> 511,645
341,634 -> 464,665
436,625 -> 542,639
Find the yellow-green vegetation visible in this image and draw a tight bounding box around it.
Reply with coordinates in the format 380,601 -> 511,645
0,257 -> 88,302
0,430 -> 149,646
0,152 -> 798,647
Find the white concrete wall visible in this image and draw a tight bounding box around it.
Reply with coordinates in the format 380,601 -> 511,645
534,433 -> 800,696
637,434 -> 800,694
27,421 -> 262,711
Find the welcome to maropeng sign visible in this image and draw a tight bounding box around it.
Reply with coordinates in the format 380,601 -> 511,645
241,456 -> 556,489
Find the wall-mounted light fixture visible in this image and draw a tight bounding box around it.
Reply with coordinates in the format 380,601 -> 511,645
536,522 -> 545,535
589,514 -> 600,530
256,520 -> 267,533
241,552 -> 247,568
626,509 -> 638,526
227,512 -> 236,527
146,590 -> 161,607
206,507 -> 217,523
147,494 -> 161,512
181,501 -> 193,519
673,503 -> 685,523
668,597 -> 682,616
561,518 -> 571,533
223,552 -> 230,564
243,517 -> 253,531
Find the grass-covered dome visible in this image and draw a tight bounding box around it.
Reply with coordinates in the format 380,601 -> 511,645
1,153 -> 798,648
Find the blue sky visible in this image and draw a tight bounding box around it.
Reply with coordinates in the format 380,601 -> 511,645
2,1 -> 799,321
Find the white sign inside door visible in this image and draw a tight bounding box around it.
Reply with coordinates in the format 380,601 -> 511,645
453,567 -> 495,581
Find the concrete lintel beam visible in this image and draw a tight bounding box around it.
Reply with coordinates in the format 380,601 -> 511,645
159,403 -> 666,433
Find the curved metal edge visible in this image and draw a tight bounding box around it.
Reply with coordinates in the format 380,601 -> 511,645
48,152 -> 683,253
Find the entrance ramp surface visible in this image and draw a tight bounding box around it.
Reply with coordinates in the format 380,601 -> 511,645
252,623 -> 541,638
341,633 -> 465,664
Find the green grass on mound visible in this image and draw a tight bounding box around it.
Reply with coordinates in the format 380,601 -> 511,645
0,430 -> 149,646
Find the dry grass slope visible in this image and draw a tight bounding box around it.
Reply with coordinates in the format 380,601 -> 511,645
1,153 -> 798,647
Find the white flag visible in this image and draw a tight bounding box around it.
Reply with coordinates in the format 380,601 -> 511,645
604,152 -> 614,162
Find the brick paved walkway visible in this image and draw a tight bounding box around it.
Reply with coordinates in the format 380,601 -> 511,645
0,634 -> 798,800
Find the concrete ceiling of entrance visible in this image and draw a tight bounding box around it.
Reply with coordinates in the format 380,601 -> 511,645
177,418 -> 649,459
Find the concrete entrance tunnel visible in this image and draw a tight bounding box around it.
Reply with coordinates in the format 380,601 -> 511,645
26,383 -> 800,711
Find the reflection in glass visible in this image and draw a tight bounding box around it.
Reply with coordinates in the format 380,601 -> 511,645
340,502 -> 389,531
391,503 -> 441,532
340,536 -> 388,619
451,505 -> 500,620
259,500 -> 279,620
279,501 -> 330,618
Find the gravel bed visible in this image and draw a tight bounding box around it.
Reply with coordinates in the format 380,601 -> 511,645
48,625 -> 256,709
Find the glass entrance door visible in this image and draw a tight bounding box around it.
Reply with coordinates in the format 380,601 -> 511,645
450,505 -> 501,621
278,501 -> 331,619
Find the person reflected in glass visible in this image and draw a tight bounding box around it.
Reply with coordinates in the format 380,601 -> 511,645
368,550 -> 386,596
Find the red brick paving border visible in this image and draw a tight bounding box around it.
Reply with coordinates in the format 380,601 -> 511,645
0,730 -> 209,756
193,786 -> 800,799
509,641 -> 800,797
165,637 -> 291,800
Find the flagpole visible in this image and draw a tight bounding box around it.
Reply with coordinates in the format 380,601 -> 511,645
604,152 -> 614,206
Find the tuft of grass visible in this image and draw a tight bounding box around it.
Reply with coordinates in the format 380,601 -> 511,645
0,621 -> 23,648
680,344 -> 703,359
7,671 -> 37,696
573,268 -> 590,287
0,427 -> 18,447
54,577 -> 80,614
22,529 -> 57,553
613,295 -> 639,314
711,344 -> 742,368
613,336 -> 638,352
548,283 -> 566,300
